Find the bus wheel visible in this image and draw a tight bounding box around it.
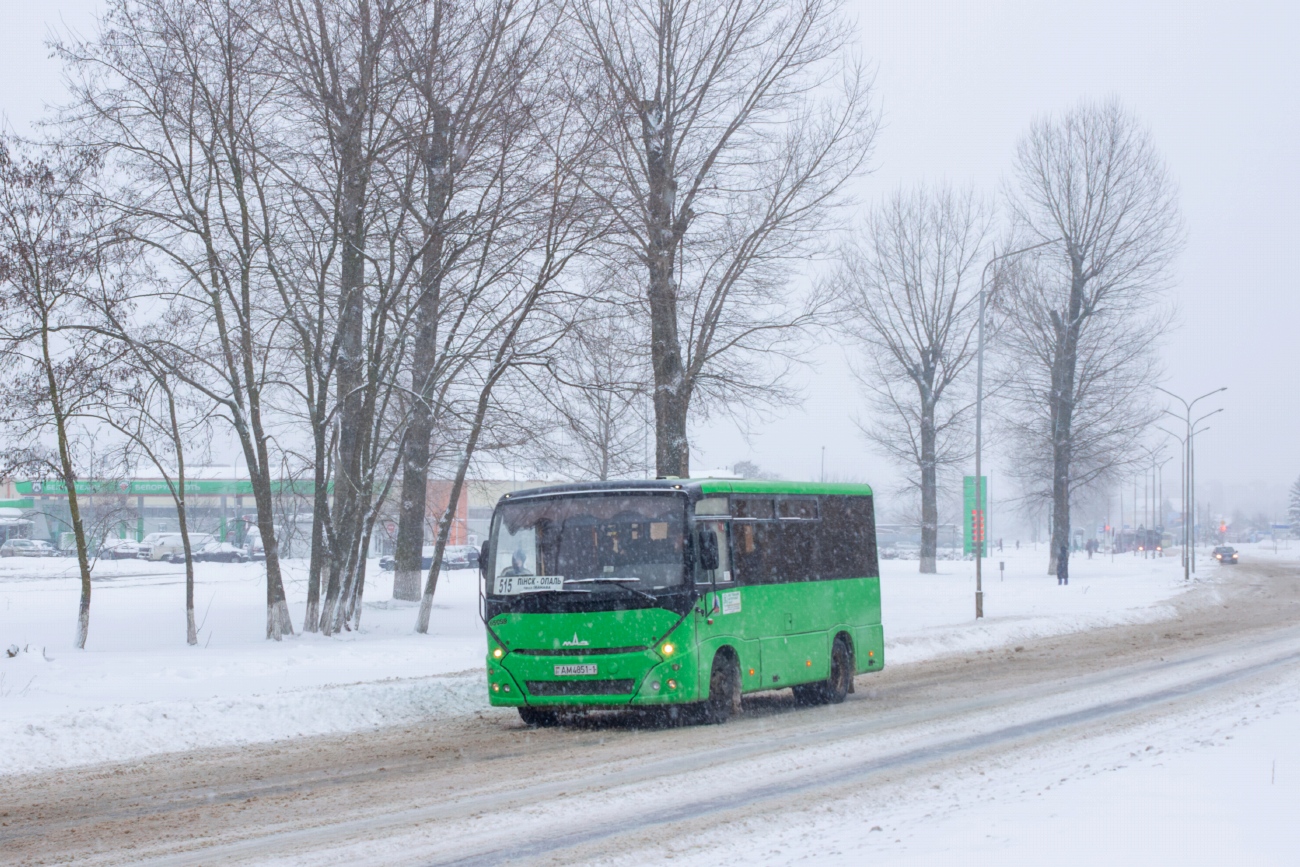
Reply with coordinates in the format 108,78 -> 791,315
825,636 -> 852,704
518,707 -> 559,727
795,636 -> 852,706
702,653 -> 740,725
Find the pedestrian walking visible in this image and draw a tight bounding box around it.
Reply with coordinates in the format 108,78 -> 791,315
1057,544 -> 1069,586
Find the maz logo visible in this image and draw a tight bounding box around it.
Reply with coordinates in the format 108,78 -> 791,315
562,633 -> 590,647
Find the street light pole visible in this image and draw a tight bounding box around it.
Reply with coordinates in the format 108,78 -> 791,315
1155,387 -> 1226,580
974,237 -> 1062,619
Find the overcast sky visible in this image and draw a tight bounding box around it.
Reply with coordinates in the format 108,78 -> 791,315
3,0 -> 1297,517
695,0 -> 1300,518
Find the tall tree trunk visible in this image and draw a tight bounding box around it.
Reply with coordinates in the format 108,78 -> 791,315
642,99 -> 690,478
52,400 -> 93,649
304,431 -> 328,631
1047,269 -> 1085,577
245,430 -> 294,639
919,400 -> 938,574
41,328 -> 94,648
322,106 -> 370,634
237,367 -> 293,638
395,104 -> 450,602
163,384 -> 199,646
180,497 -> 197,646
349,521 -> 375,630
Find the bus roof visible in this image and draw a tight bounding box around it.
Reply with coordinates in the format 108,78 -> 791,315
496,478 -> 873,504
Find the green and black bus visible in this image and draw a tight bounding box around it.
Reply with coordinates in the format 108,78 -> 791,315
479,479 -> 883,725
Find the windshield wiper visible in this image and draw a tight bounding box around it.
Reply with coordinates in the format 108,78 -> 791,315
564,578 -> 657,603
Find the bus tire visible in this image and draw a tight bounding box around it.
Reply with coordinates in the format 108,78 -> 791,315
702,652 -> 741,725
825,635 -> 852,704
794,635 -> 852,706
518,707 -> 559,727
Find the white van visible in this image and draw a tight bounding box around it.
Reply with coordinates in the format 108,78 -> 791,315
137,532 -> 216,562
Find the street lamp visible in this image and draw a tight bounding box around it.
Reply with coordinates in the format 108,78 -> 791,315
1154,386 -> 1226,580
974,237 -> 1062,619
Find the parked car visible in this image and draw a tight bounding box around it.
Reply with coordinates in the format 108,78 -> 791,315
1212,545 -> 1239,564
243,525 -> 295,560
138,532 -> 216,562
98,538 -> 142,560
379,544 -> 480,571
0,539 -> 57,558
441,544 -> 480,571
192,540 -> 250,563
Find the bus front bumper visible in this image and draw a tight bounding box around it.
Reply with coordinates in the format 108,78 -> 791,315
488,649 -> 699,708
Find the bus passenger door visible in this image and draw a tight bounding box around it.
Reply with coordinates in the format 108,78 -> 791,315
695,519 -> 754,692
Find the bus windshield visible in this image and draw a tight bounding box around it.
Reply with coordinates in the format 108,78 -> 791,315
489,493 -> 688,598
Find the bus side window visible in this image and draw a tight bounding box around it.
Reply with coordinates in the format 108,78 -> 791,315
696,521 -> 732,583
818,496 -> 878,579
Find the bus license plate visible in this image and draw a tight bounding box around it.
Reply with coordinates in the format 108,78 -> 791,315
554,664 -> 597,676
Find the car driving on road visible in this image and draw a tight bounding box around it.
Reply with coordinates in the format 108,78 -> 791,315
1213,545 -> 1239,564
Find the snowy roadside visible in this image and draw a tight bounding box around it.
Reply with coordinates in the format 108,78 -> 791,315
644,654 -> 1300,867
1,542 -> 1291,775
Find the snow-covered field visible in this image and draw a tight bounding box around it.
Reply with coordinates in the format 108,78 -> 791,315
0,541 -> 1293,776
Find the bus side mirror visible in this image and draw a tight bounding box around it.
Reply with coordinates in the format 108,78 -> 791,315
698,530 -> 719,572
479,541 -> 490,580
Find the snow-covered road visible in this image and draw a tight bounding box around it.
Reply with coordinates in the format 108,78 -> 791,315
2,556 -> 1297,866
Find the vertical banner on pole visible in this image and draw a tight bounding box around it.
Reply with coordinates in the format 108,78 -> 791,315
964,475 -> 988,556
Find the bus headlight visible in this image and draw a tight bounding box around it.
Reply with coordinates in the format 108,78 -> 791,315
661,643 -> 675,656
492,647 -> 504,659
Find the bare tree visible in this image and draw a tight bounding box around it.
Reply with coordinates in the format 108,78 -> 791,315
998,100 -> 1181,578
388,0 -> 563,602
568,0 -> 876,476
836,185 -> 991,573
59,0 -> 299,638
413,86 -> 606,633
0,137 -> 126,648
259,0 -> 414,633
